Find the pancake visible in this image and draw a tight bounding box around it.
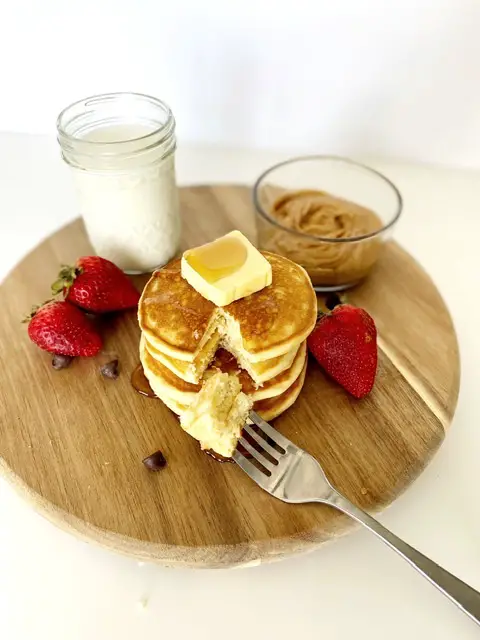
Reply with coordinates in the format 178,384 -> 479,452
143,329 -> 221,384
143,332 -> 300,385
221,253 -> 317,362
180,372 -> 253,457
208,343 -> 307,401
140,335 -> 307,404
140,335 -> 202,405
253,360 -> 307,421
138,246 -> 314,456
138,252 -> 317,364
138,259 -> 217,361
155,359 -> 308,424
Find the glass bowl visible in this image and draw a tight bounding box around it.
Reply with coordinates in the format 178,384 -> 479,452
253,156 -> 403,291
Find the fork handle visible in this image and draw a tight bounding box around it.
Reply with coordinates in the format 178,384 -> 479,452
325,490 -> 480,626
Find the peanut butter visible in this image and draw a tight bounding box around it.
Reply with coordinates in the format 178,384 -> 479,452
260,189 -> 384,287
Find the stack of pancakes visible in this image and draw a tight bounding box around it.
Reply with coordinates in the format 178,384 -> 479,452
138,251 -> 317,422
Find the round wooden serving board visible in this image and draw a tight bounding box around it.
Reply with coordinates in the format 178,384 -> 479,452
0,185 -> 459,568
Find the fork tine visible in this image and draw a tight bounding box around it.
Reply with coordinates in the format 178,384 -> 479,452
232,449 -> 270,485
243,424 -> 282,461
248,411 -> 291,451
237,436 -> 274,472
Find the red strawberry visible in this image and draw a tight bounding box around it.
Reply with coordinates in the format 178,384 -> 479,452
307,304 -> 377,398
26,301 -> 102,356
51,256 -> 140,313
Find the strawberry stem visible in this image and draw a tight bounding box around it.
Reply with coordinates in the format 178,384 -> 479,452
51,264 -> 83,297
21,299 -> 54,323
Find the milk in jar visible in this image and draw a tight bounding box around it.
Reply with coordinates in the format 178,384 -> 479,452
57,93 -> 180,273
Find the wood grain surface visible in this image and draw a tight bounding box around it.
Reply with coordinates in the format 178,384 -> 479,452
0,185 -> 460,568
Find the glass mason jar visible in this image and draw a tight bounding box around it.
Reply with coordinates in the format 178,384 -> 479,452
57,92 -> 180,274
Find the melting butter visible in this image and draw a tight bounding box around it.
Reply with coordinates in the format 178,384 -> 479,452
181,230 -> 272,306
185,236 -> 248,284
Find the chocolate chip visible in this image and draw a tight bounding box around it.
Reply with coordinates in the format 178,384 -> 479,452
142,450 -> 167,471
52,354 -> 73,370
324,293 -> 343,310
100,359 -> 119,379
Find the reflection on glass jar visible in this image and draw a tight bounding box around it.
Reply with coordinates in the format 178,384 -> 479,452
253,157 -> 402,292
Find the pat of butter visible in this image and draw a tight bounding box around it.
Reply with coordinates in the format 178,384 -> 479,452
181,231 -> 272,306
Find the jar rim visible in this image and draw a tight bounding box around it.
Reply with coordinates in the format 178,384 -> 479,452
57,92 -> 176,168
57,92 -> 175,147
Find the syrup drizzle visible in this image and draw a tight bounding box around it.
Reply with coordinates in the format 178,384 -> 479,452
204,449 -> 234,463
131,364 -> 157,398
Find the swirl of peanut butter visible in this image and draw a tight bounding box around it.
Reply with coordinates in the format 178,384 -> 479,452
261,189 -> 384,287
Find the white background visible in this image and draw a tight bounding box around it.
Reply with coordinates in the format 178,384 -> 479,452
1,1 -> 480,638
1,0 -> 480,168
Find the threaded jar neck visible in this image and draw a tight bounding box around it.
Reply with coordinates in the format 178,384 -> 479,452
57,92 -> 176,171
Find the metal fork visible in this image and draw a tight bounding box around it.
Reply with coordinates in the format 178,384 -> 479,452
234,411 -> 480,626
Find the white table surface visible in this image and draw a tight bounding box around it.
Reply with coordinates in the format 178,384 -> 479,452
0,133 -> 479,640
